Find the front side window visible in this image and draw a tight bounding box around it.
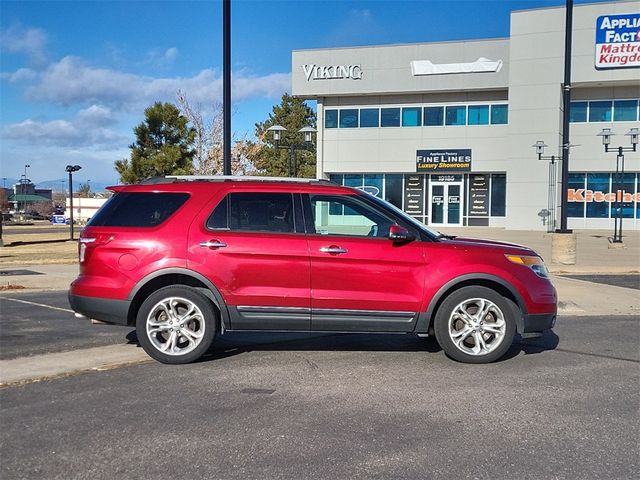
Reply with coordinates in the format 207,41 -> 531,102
207,192 -> 295,233
309,194 -> 396,238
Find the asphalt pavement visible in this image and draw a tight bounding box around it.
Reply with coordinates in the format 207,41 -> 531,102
1,314 -> 638,480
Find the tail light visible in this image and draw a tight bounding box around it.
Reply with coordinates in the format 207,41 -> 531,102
79,234 -> 114,262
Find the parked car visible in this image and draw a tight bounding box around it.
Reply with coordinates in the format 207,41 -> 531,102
68,176 -> 556,364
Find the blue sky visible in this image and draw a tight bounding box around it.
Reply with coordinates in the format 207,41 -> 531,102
1,0 -> 612,186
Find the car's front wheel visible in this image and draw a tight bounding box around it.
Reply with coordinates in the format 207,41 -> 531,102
434,286 -> 516,364
136,285 -> 217,364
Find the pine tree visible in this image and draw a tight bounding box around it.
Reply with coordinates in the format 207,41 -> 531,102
254,93 -> 316,178
115,102 -> 196,183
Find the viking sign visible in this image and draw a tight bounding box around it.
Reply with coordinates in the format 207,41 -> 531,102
302,64 -> 363,81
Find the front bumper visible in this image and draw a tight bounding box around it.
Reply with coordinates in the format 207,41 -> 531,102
68,293 -> 131,326
523,312 -> 556,333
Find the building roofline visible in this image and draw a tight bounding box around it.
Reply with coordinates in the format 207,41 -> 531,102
292,37 -> 509,54
512,0 -> 633,15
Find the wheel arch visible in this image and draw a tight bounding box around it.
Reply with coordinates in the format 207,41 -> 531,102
415,274 -> 527,335
126,268 -> 230,330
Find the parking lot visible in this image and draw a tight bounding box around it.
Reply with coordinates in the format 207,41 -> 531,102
1,288 -> 639,479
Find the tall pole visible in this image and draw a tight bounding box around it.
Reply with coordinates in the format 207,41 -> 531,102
558,0 -> 573,233
223,0 -> 232,176
68,170 -> 75,240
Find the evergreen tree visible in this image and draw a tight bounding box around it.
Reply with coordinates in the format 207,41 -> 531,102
115,102 -> 196,183
254,93 -> 316,178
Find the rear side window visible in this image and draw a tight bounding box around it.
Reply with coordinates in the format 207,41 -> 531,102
88,192 -> 189,227
207,192 -> 295,233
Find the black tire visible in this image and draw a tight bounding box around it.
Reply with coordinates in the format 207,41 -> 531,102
136,285 -> 217,364
433,286 -> 516,364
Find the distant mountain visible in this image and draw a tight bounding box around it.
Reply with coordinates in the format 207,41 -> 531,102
36,179 -> 113,193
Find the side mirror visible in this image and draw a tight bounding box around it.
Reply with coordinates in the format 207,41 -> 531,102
388,224 -> 415,243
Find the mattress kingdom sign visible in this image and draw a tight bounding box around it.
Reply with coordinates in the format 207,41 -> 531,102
595,13 -> 640,70
416,149 -> 471,173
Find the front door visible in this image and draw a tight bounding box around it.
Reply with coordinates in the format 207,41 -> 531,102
429,182 -> 463,226
304,193 -> 426,332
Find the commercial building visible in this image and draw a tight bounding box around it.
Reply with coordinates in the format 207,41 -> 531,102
292,0 -> 639,230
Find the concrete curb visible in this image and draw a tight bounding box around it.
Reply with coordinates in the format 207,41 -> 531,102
0,344 -> 151,387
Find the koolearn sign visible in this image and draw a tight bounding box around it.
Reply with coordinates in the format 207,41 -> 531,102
595,13 -> 640,69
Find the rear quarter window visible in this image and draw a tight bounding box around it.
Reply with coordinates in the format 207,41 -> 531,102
88,192 -> 190,227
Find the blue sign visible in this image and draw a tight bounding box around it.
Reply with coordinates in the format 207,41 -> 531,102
595,13 -> 640,69
52,215 -> 66,225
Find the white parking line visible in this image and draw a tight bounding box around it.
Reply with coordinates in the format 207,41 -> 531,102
1,297 -> 74,314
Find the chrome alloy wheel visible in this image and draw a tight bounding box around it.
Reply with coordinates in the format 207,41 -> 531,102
447,298 -> 506,356
145,297 -> 206,356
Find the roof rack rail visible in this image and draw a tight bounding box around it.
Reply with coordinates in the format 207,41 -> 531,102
165,175 -> 334,184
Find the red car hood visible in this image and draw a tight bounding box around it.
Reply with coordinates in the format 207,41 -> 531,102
440,236 -> 536,255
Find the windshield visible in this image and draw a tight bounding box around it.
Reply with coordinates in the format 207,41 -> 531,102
361,191 -> 441,240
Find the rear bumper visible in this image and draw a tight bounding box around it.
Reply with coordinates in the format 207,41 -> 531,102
68,293 -> 130,326
523,312 -> 556,333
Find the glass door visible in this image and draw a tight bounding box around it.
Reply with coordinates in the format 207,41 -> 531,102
429,182 -> 463,226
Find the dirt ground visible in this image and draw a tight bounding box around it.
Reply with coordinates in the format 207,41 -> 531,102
1,224 -> 78,266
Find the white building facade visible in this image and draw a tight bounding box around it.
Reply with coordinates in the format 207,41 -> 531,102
291,1 -> 640,230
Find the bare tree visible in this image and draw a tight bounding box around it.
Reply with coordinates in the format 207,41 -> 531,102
176,90 -> 259,176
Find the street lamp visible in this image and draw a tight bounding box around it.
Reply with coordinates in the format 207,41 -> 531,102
266,125 -> 316,177
65,164 -> 82,240
597,128 -> 638,244
533,141 -> 558,232
22,164 -> 30,215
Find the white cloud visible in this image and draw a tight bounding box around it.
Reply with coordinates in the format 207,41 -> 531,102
1,67 -> 37,83
164,47 -> 178,62
0,24 -> 48,65
2,115 -> 126,149
24,56 -> 290,109
77,104 -> 116,126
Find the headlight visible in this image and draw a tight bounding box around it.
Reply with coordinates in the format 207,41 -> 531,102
505,254 -> 549,278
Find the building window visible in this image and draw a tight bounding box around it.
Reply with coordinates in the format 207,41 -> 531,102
490,104 -> 508,125
567,173 -> 586,217
424,106 -> 444,126
402,107 -> 422,127
490,174 -> 506,217
360,108 -> 379,127
384,175 -> 403,209
339,109 -> 359,128
468,105 -> 489,125
585,173 -> 610,218
569,102 -> 588,123
325,110 -> 338,129
380,108 -> 401,127
445,106 -> 466,126
613,100 -> 638,122
588,101 -> 613,122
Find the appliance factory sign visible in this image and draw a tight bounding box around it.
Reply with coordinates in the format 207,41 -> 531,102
416,149 -> 472,173
595,13 -> 640,69
302,64 -> 362,81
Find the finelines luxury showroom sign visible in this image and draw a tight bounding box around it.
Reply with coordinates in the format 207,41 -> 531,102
416,149 -> 472,173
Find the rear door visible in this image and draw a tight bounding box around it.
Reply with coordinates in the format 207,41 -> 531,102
304,193 -> 426,332
188,189 -> 311,330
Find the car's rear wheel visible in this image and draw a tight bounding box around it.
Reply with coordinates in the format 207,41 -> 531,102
434,286 -> 516,364
136,285 -> 217,364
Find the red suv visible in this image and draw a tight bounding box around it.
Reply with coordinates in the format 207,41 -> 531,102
69,177 -> 556,364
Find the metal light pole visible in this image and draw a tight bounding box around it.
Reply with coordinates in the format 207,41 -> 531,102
558,0 -> 573,233
597,128 -> 638,244
223,0 -> 231,175
267,125 -> 317,177
22,164 -> 30,214
533,141 -> 558,233
65,165 -> 82,240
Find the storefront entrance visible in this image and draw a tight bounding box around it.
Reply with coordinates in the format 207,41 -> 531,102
429,182 -> 463,226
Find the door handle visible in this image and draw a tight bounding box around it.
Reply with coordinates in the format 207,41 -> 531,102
320,246 -> 348,254
199,240 -> 227,249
